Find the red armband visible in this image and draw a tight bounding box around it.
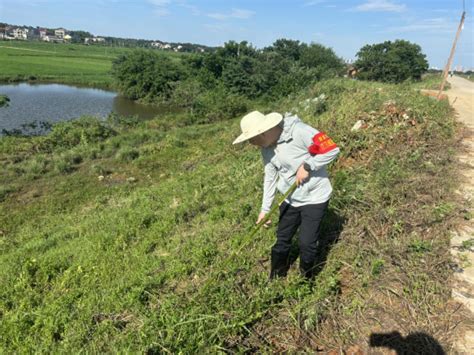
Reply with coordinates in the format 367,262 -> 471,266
308,132 -> 338,155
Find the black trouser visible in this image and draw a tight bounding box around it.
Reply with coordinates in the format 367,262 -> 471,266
271,200 -> 329,278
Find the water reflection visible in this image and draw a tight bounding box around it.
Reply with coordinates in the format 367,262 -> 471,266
112,95 -> 168,120
0,83 -> 170,134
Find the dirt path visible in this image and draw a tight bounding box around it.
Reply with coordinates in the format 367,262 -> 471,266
448,75 -> 474,354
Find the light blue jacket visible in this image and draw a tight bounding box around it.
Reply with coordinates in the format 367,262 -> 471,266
260,114 -> 339,212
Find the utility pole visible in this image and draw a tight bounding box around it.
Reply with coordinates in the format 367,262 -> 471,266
437,10 -> 466,99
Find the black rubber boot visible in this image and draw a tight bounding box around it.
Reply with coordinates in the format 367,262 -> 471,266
269,250 -> 289,279
300,259 -> 316,280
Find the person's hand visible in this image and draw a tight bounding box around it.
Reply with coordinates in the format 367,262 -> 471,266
256,211 -> 271,228
296,164 -> 309,186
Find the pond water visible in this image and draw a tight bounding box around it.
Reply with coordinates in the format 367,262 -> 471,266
0,83 -> 168,134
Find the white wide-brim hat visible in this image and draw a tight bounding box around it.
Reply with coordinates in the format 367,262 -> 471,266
233,111 -> 283,145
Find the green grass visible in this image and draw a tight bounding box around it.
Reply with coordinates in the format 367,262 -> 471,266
0,78 -> 462,352
410,72 -> 450,91
0,41 -> 183,88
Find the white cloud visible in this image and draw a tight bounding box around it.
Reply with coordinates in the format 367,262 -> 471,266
304,0 -> 327,6
207,8 -> 255,21
354,0 -> 406,13
385,18 -> 457,34
204,23 -> 228,32
147,0 -> 170,6
147,0 -> 171,16
177,1 -> 200,15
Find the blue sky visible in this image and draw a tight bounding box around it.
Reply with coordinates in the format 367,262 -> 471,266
1,0 -> 473,69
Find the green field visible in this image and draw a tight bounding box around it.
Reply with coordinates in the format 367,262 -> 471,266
0,41 -> 182,88
0,78 -> 461,352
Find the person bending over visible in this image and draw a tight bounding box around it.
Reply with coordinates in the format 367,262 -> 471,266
233,111 -> 339,280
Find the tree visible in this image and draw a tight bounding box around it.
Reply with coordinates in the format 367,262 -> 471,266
112,50 -> 187,101
300,43 -> 345,76
355,40 -> 429,83
264,39 -> 303,61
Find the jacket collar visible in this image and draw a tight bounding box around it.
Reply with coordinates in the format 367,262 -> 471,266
277,114 -> 301,144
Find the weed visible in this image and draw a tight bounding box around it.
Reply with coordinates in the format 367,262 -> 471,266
116,147 -> 140,162
371,258 -> 385,276
460,238 -> 474,252
408,240 -> 432,254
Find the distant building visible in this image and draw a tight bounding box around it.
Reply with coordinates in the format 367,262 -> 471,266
12,28 -> 29,40
43,35 -> 64,43
84,37 -> 105,44
55,28 -> 66,38
39,28 -> 47,39
150,42 -> 173,50
3,26 -> 15,40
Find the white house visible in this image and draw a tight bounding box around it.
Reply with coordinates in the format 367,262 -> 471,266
42,35 -> 64,43
84,37 -> 106,44
39,29 -> 47,39
54,28 -> 66,38
12,28 -> 29,40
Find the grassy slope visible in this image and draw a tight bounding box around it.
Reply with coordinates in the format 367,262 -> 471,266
0,78 -> 462,352
0,41 -> 182,88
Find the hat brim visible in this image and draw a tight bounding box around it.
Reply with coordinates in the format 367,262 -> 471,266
232,113 -> 283,145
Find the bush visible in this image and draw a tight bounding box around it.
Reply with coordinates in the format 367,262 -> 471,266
192,88 -> 249,123
42,117 -> 116,151
355,40 -> 429,83
112,50 -> 187,101
111,39 -> 345,114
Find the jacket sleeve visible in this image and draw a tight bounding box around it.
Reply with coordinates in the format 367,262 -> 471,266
261,150 -> 278,213
294,122 -> 340,171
